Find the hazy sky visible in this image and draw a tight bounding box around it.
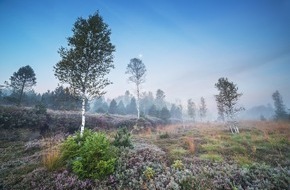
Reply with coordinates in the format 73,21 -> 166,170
0,0 -> 290,113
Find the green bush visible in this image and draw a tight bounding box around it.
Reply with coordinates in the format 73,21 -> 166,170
172,160 -> 184,170
143,167 -> 155,180
159,132 -> 170,139
61,129 -> 117,179
113,127 -> 133,148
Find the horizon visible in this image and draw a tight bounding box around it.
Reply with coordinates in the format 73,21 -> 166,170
1,0 -> 290,114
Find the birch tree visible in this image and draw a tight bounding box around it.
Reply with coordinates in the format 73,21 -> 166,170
125,58 -> 146,119
54,12 -> 115,136
215,77 -> 244,133
199,97 -> 207,122
187,99 -> 196,122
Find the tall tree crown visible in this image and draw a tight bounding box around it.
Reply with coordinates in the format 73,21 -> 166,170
9,65 -> 36,92
125,58 -> 146,85
54,11 -> 115,98
215,77 -> 243,121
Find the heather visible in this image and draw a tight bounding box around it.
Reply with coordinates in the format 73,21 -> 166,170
0,108 -> 289,189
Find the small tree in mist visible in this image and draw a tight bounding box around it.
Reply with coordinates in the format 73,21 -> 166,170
187,99 -> 196,122
5,65 -> 36,106
160,107 -> 171,122
109,99 -> 118,114
125,58 -> 146,119
215,77 -> 244,133
199,97 -> 207,122
54,12 -> 115,136
117,100 -> 126,115
126,97 -> 138,115
272,90 -> 288,120
155,89 -> 166,109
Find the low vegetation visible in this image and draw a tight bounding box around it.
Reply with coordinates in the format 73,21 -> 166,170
0,113 -> 289,189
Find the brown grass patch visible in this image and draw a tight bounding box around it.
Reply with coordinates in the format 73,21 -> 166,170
184,137 -> 195,154
41,135 -> 64,171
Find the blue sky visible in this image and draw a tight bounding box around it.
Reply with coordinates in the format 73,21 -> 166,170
0,0 -> 290,113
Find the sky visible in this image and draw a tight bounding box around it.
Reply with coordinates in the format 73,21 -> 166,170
0,0 -> 290,115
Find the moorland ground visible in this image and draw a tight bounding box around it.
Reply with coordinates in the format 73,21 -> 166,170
0,112 -> 289,189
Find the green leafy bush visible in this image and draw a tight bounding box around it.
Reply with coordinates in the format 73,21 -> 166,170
112,127 -> 133,148
61,129 -> 117,179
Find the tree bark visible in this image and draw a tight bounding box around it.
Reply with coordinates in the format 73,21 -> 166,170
18,80 -> 26,106
136,84 -> 140,119
80,95 -> 86,137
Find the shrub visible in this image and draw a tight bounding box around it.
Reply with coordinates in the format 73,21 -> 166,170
170,147 -> 187,160
159,132 -> 170,139
61,129 -> 117,179
0,106 -> 47,129
112,127 -> 133,148
172,160 -> 184,170
143,167 -> 155,180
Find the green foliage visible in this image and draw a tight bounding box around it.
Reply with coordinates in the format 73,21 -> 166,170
172,160 -> 184,170
143,167 -> 155,180
170,147 -> 187,160
159,132 -> 170,139
41,86 -> 82,111
113,127 -> 133,148
200,153 -> 223,162
54,12 -> 115,99
215,77 -> 244,122
61,129 -> 117,179
5,65 -> 36,105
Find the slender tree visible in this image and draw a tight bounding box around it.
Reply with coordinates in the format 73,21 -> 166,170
109,99 -> 118,114
117,100 -> 126,115
6,65 -> 36,106
187,99 -> 196,122
148,104 -> 158,117
160,106 -> 171,122
125,58 -> 146,119
54,12 -> 115,136
126,97 -> 138,115
272,90 -> 288,120
199,97 -> 207,122
215,77 -> 244,133
155,89 -> 166,109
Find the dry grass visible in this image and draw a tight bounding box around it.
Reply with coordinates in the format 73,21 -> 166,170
135,121 -> 290,166
183,137 -> 195,154
41,134 -> 64,171
42,148 -> 61,171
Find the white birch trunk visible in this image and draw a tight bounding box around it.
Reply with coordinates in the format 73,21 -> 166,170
136,84 -> 140,119
80,95 -> 86,137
